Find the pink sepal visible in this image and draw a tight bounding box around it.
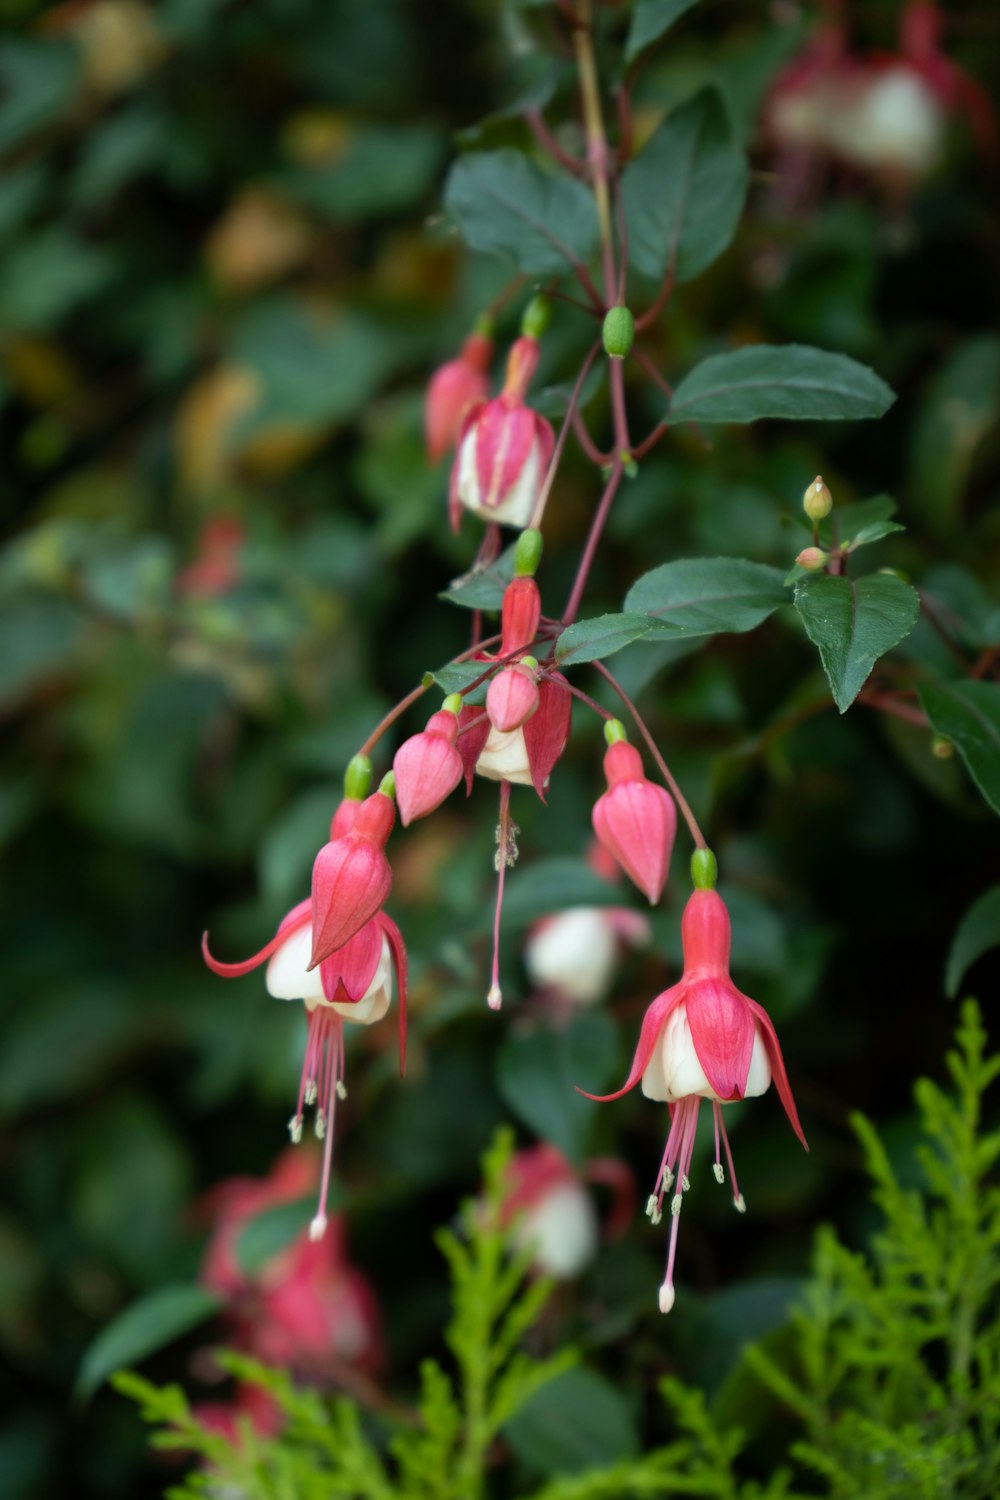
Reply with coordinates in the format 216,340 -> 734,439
487,665 -> 539,733
745,996 -> 809,1150
502,334 -> 541,401
475,402 -> 539,512
578,983 -> 685,1102
319,917 -> 383,1004
330,798 -> 361,840
458,703 -> 491,794
523,673 -> 571,799
680,888 -> 731,969
202,900 -> 311,978
381,913 -> 409,1076
425,337 -> 492,464
684,976 -> 757,1101
310,793 -> 395,968
500,576 -> 541,654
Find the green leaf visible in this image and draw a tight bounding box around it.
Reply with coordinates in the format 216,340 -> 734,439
444,150 -> 600,276
945,884 -> 1000,999
76,1285 -> 222,1402
625,0 -> 700,65
235,1197 -> 316,1275
622,87 -> 747,283
815,494 -> 898,550
496,1013 -> 619,1163
554,612 -> 653,666
918,679 -> 1000,816
440,545 -> 517,611
910,335 -> 1000,531
793,573 -> 919,713
666,344 -> 895,425
425,660 -> 490,703
624,557 -> 787,639
504,1366 -> 640,1475
848,520 -> 906,549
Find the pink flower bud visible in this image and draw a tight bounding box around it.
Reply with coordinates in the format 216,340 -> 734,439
486,664 -> 539,733
393,709 -> 463,826
310,791 -> 394,968
500,575 -> 541,654
448,338 -> 553,532
591,741 -> 676,905
330,796 -> 361,839
424,333 -> 493,464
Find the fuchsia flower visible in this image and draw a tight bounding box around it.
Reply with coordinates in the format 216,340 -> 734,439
393,698 -> 464,826
309,786 -> 396,968
425,330 -> 493,464
449,334 -> 555,531
583,884 -> 807,1314
498,1144 -> 635,1280
202,830 -> 407,1241
592,726 -> 676,904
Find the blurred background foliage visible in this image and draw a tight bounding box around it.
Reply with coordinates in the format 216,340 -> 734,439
1,0 -> 999,1496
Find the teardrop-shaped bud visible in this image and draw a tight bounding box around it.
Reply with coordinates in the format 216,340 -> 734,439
393,709 -> 463,825
500,576 -> 541,654
486,664 -> 540,733
592,743 -> 676,904
309,792 -> 395,967
425,333 -> 493,463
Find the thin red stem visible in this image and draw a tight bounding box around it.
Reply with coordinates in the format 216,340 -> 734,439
561,677 -> 615,721
562,460 -> 623,626
356,634 -> 503,757
572,408 -> 613,465
592,659 -> 707,849
525,108 -> 586,176
530,339 -> 603,529
635,269 -> 675,332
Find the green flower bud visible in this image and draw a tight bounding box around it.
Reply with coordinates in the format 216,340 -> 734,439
514,527 -> 544,577
442,693 -> 463,716
344,754 -> 373,801
802,475 -> 832,520
603,305 -> 635,359
521,294 -> 551,340
690,847 -> 717,891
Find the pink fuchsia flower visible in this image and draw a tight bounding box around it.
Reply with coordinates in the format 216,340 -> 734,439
425,330 -> 493,464
591,722 -> 676,905
498,1144 -> 636,1280
449,334 -> 555,531
202,894 -> 407,1242
309,780 -> 397,969
198,1149 -> 383,1376
393,697 -> 464,826
583,881 -> 807,1315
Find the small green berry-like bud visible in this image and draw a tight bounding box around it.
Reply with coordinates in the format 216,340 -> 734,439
378,769 -> 397,800
691,847 -> 717,890
521,293 -> 551,340
931,735 -> 954,760
802,475 -> 832,520
514,527 -> 543,577
602,305 -> 635,359
344,754 -> 373,801
796,546 -> 828,572
604,717 -> 628,746
442,693 -> 463,716
520,655 -> 539,673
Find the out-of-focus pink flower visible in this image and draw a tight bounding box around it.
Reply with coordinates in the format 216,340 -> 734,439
583,887 -> 807,1314
176,517 -> 244,599
393,700 -> 464,826
202,872 -> 407,1241
449,335 -> 554,531
497,1144 -> 635,1279
194,1382 -> 284,1446
425,331 -> 493,464
592,731 -> 676,905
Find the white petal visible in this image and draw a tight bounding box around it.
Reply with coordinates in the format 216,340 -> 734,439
525,908 -> 617,1005
328,936 -> 393,1025
460,432 -> 542,529
830,69 -> 943,173
476,726 -> 533,785
456,426 -> 481,509
266,923 -> 325,1001
513,1183 -> 598,1280
642,1004 -> 721,1103
742,1027 -> 772,1098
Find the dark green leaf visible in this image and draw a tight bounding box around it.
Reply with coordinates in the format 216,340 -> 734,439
910,335 -> 1000,530
622,88 -> 747,283
504,1366 -> 640,1475
554,612 -> 653,666
76,1286 -> 222,1402
625,0 -> 700,65
444,150 -> 600,276
496,1013 -> 619,1163
625,558 -> 787,639
533,361 -> 605,418
848,520 -> 906,549
235,1197 -> 317,1275
426,660 -> 490,703
440,545 -> 517,611
794,573 -> 919,713
918,679 -> 1000,816
666,344 -> 895,425
945,884 -> 1000,999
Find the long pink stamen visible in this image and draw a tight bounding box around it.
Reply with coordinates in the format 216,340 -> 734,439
488,781 -> 513,1010
715,1102 -> 745,1212
656,1098 -> 700,1315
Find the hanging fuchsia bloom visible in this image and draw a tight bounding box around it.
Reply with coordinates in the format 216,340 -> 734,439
592,724 -> 676,904
582,882 -> 807,1315
309,784 -> 396,969
425,330 -> 493,464
393,697 -> 464,826
449,334 -> 554,531
498,1143 -> 635,1280
202,893 -> 407,1242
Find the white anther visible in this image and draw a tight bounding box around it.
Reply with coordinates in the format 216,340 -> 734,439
670,1193 -> 683,1218
304,1080 -> 318,1106
487,985 -> 503,1011
661,1168 -> 674,1193
713,1163 -> 725,1185
314,1109 -> 326,1139
335,1080 -> 348,1101
681,1175 -> 690,1192
734,1193 -> 747,1214
309,1213 -> 328,1242
658,1282 -> 676,1315
288,1115 -> 303,1144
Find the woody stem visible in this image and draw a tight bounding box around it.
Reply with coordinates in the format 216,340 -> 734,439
592,659 -> 708,849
